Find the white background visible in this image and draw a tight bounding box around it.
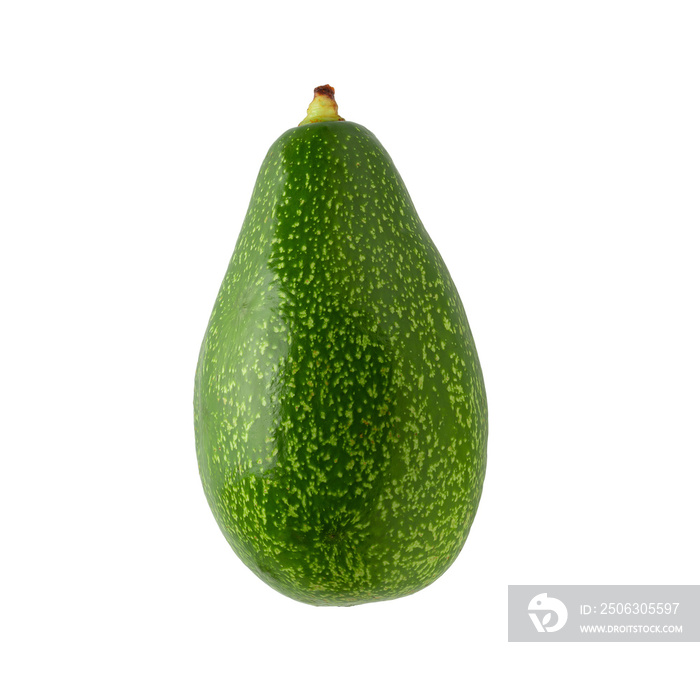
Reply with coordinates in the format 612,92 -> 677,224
1,1 -> 698,698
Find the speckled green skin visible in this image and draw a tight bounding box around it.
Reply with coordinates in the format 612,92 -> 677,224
194,121 -> 487,606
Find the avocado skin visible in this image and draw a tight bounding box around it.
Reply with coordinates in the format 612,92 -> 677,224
194,121 -> 487,606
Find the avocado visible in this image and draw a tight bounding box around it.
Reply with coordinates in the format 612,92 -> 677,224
194,86 -> 487,606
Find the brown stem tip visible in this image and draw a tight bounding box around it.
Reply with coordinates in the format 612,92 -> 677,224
314,84 -> 337,100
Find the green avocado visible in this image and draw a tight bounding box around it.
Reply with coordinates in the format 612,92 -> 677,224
194,86 -> 487,606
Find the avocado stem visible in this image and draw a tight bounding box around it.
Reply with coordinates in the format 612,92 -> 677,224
299,85 -> 345,126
